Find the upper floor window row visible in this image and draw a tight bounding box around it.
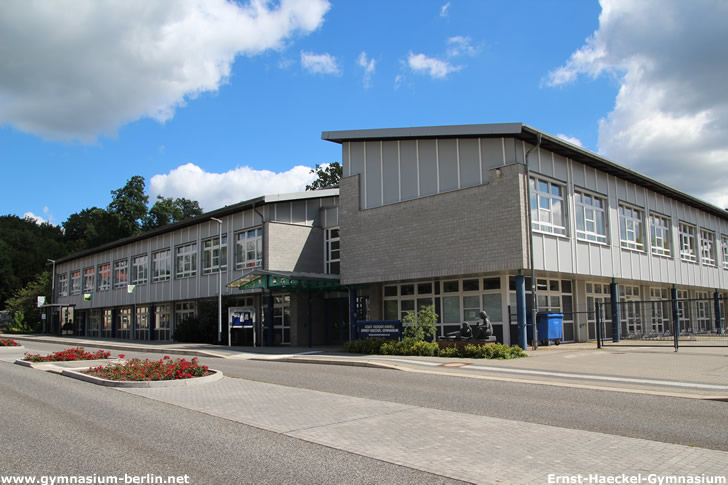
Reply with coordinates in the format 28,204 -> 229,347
529,177 -> 566,236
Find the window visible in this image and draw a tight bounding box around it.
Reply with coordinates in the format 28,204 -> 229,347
131,255 -> 148,285
113,260 -> 129,288
723,236 -> 728,269
530,177 -> 566,236
176,243 -> 197,278
619,204 -> 644,251
58,273 -> 68,297
235,228 -> 262,269
575,190 -> 607,243
152,249 -> 171,282
325,227 -> 340,274
175,302 -> 196,323
679,222 -> 697,262
71,270 -> 81,295
203,236 -> 227,274
699,229 -> 716,266
97,264 -> 110,291
155,304 -> 172,341
649,214 -> 671,257
82,268 -> 95,293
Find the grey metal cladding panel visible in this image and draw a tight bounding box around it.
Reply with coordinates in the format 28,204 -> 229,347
596,171 -> 608,193
276,202 -> 292,223
459,138 -> 480,188
504,138 -> 517,164
343,142 -> 351,177
400,140 -> 418,200
553,153 -> 568,181
350,141 -> 365,176
418,139 -> 438,196
438,139 -> 458,192
382,141 -> 400,205
365,141 -> 382,208
584,167 -> 597,192
306,199 -> 321,225
538,150 -> 554,177
292,200 -> 306,224
571,161 -> 586,187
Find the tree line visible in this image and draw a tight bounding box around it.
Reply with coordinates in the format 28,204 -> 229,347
0,176 -> 202,328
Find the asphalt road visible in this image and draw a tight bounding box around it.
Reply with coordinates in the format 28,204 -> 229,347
11,341 -> 728,452
0,361 -> 465,484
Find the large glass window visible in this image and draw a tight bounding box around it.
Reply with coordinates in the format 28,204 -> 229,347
58,273 -> 68,297
176,243 -> 197,278
723,235 -> 728,270
649,213 -> 671,257
113,260 -> 129,288
236,228 -> 262,269
82,267 -> 95,293
619,204 -> 644,251
117,307 -> 132,339
131,255 -> 148,285
575,190 -> 607,243
97,263 -> 111,291
203,235 -> 227,274
155,304 -> 172,340
152,249 -> 171,282
175,302 -> 196,324
699,229 -> 716,266
70,270 -> 81,295
530,177 -> 566,236
325,227 -> 340,274
679,222 -> 697,262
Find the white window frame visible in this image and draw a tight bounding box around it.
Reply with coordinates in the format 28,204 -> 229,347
575,190 -> 608,244
175,301 -> 196,323
699,229 -> 716,266
723,235 -> 728,270
58,273 -> 68,297
113,260 -> 129,288
649,213 -> 671,257
70,270 -> 81,295
131,254 -> 148,285
618,204 -> 644,251
152,249 -> 171,282
325,227 -> 340,274
82,267 -> 95,293
175,243 -> 197,279
203,235 -> 227,275
679,222 -> 697,262
235,228 -> 262,270
530,176 -> 567,236
97,263 -> 111,291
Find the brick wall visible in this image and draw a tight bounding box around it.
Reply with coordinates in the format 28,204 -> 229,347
340,163 -> 528,285
266,222 -> 324,273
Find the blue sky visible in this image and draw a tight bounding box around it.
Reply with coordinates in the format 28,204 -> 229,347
1,0 -> 726,225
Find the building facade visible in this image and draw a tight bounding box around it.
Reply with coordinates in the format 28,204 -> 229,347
51,123 -> 728,346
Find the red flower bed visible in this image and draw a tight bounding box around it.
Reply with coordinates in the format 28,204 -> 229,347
0,338 -> 20,347
84,356 -> 211,381
23,347 -> 111,362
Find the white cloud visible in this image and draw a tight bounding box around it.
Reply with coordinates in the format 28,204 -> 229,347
446,36 -> 477,57
148,163 -> 318,212
547,0 -> 728,208
556,134 -> 583,147
440,2 -> 451,17
407,52 -> 461,79
0,0 -> 330,142
24,212 -> 48,225
357,52 -> 376,88
301,51 -> 340,75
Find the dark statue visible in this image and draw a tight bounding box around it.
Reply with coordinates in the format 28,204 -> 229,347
445,311 -> 496,342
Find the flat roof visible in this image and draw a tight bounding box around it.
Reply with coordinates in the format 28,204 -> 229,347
323,123 -> 728,221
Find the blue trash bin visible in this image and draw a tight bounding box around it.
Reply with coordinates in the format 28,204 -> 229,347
527,312 -> 563,346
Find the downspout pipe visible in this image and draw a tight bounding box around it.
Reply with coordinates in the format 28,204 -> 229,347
253,203 -> 272,346
524,134 -> 542,350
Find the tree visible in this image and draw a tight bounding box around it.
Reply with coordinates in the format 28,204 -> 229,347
143,196 -> 203,230
305,162 -> 342,190
63,207 -> 128,251
402,305 -> 438,341
3,271 -> 50,333
107,175 -> 148,234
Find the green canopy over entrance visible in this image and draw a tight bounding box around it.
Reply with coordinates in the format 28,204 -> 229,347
227,269 -> 346,292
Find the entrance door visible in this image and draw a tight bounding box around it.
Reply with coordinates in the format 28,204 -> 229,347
273,294 -> 291,344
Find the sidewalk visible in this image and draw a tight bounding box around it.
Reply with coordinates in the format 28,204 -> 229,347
6,333 -> 728,399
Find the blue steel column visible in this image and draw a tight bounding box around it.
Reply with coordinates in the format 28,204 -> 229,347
516,274 -> 527,350
349,288 -> 357,342
610,281 -> 620,343
714,290 -> 722,334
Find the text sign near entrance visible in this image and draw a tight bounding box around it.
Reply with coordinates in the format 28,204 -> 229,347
354,320 -> 403,340
228,306 -> 256,348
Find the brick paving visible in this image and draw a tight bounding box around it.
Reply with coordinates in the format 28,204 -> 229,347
122,377 -> 728,484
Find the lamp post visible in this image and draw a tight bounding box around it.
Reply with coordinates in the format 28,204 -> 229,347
210,217 -> 223,344
46,259 -> 56,334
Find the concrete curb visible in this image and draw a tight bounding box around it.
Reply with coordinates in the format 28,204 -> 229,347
0,345 -> 25,351
272,356 -> 402,370
60,368 -> 224,388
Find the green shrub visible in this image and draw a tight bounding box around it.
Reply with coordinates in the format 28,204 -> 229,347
380,337 -> 439,356
344,338 -> 389,354
438,345 -> 461,357
488,343 -> 527,359
437,342 -> 527,359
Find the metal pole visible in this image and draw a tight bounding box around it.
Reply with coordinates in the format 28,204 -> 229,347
523,134 -> 542,350
211,217 -> 223,344
47,259 -> 55,334
595,301 -> 602,349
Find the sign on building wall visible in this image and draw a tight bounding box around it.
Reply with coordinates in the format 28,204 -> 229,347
354,320 -> 403,340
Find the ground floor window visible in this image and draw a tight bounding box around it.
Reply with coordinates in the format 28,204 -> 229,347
508,277 -> 575,342
117,307 -> 132,340
586,282 -> 611,340
102,309 -> 112,338
648,287 -> 670,336
88,310 -> 102,337
135,306 -> 150,340
694,291 -> 713,333
156,304 -> 172,341
175,302 -> 196,324
262,294 -> 291,345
